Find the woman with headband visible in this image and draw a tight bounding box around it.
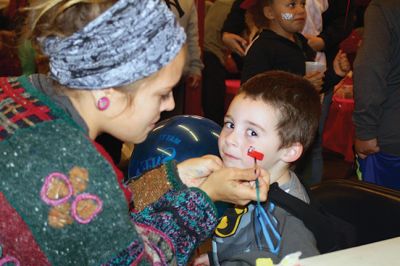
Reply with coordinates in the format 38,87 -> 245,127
0,0 -> 270,265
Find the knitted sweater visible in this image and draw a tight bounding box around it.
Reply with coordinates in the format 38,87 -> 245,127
0,76 -> 218,265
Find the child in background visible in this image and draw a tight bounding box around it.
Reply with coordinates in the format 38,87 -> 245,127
194,71 -> 322,265
242,0 -> 349,90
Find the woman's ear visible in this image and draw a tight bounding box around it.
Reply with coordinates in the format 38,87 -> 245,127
281,142 -> 303,163
91,89 -> 112,111
91,88 -> 127,115
263,5 -> 275,20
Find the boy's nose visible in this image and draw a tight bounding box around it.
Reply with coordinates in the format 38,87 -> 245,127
224,130 -> 239,146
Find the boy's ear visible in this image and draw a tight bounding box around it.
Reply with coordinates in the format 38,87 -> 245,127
263,6 -> 275,20
281,142 -> 303,163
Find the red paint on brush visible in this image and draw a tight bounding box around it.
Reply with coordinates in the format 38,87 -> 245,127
247,148 -> 264,161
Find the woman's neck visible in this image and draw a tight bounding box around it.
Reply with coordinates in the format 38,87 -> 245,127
67,92 -> 101,139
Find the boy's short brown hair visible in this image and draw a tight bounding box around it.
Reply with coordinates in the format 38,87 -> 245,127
240,70 -> 321,152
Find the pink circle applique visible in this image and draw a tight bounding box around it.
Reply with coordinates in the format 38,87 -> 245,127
0,255 -> 20,266
40,172 -> 73,206
71,193 -> 103,224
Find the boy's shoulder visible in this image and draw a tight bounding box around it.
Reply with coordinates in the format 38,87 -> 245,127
279,171 -> 310,203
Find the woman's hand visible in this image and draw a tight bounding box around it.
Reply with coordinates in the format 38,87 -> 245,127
199,167 -> 270,206
304,71 -> 325,92
333,50 -> 351,77
177,155 -> 223,187
222,32 -> 248,57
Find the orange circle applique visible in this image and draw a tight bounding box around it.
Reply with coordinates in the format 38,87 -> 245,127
69,166 -> 89,195
48,202 -> 73,228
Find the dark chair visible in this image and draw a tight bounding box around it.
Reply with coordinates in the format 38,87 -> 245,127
310,179 -> 400,247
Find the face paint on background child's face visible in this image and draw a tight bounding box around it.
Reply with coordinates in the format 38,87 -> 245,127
281,12 -> 294,21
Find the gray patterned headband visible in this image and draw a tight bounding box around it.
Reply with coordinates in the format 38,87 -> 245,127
41,0 -> 186,89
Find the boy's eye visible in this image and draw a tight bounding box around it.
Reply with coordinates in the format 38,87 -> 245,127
224,121 -> 234,129
246,129 -> 258,137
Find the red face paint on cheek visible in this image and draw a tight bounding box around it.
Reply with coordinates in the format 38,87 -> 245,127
247,146 -> 264,161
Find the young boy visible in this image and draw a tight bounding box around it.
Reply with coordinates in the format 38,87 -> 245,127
194,70 -> 322,265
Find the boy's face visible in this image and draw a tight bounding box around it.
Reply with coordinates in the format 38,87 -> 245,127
219,94 -> 285,173
267,0 -> 306,34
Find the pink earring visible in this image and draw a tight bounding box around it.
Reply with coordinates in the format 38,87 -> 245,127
97,97 -> 110,111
